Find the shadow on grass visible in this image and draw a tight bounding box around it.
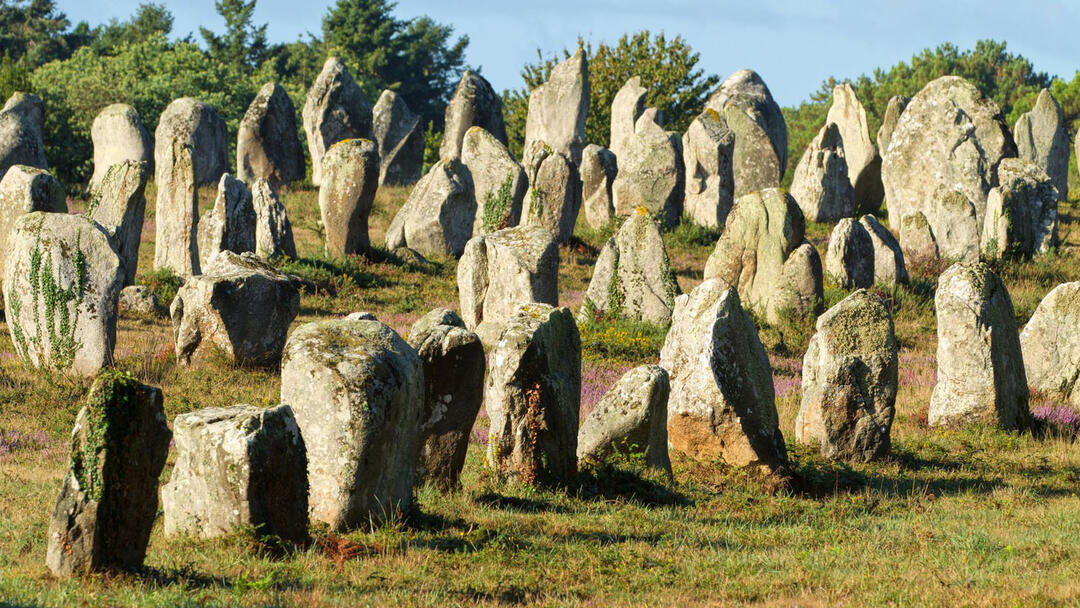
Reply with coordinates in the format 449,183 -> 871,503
574,466 -> 688,508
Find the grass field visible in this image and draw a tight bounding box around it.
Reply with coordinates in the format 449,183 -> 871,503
1,181 -> 1079,607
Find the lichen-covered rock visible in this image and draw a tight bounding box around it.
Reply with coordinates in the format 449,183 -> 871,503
0,92 -> 46,179
441,70 -> 506,160
706,70 -> 787,193
981,158 -> 1058,260
251,180 -> 297,259
4,212 -> 122,375
859,215 -> 909,286
86,161 -> 148,286
610,81 -> 683,226
462,126 -> 526,236
580,209 -> 680,324
162,404 -> 308,543
824,218 -> 874,289
406,308 -> 485,491
522,141 -> 582,243
826,84 -> 882,214
933,188 -> 980,262
0,164 -> 66,276
319,138 -> 378,257
899,210 -> 938,263
659,279 -> 786,472
577,364 -> 671,474
302,58 -> 373,186
796,289 -> 898,461
1013,88 -> 1068,201
171,251 -> 299,366
486,303 -> 580,485
790,123 -> 855,222
237,82 -> 304,189
929,262 -> 1028,429
155,97 -> 228,186
386,158 -> 476,257
118,285 -> 165,317
525,49 -> 589,165
153,138 -> 199,275
457,225 -> 559,345
197,174 -> 256,269
876,95 -> 908,158
281,318 -> 423,530
704,188 -> 824,324
372,89 -> 423,186
45,371 -> 170,577
581,144 -> 617,229
682,108 -> 734,229
1020,282 -> 1080,407
89,104 -> 152,192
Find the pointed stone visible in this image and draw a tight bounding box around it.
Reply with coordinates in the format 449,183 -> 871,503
302,58 -> 373,186
252,180 -> 297,258
706,70 -> 788,186
197,173 -> 256,269
386,158 -> 475,257
826,83 -> 882,214
581,144 -> 617,229
318,138 -> 378,257
440,70 -> 506,160
86,160 -> 149,286
462,126 -> 526,236
1014,88 -> 1068,200
525,49 -> 589,165
373,89 -> 424,186
237,82 -> 304,189
791,123 -> 855,222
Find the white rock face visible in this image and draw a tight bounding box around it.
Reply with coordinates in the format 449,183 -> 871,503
372,89 -> 423,186
825,83 -> 883,214
1020,282 -> 1080,407
522,141 -> 582,243
86,161 -> 148,286
462,126 -> 526,236
0,92 -> 47,180
153,138 -> 199,276
385,158 -> 476,258
89,104 -> 152,192
0,164 -> 66,277
155,97 -> 228,186
251,180 -> 297,258
3,212 -> 123,375
577,364 -> 671,474
302,58 -> 373,186
197,173 -> 256,269
1013,88 -> 1069,201
581,144 -> 617,229
790,123 -> 855,222
237,82 -> 304,189
682,108 -> 734,229
281,318 -> 423,530
525,49 -> 589,165
318,138 -> 378,257
441,70 -> 506,160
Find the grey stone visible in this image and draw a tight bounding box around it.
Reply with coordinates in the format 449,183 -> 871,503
89,104 -> 152,192
372,89 -> 424,187
345,311 -> 377,321
155,97 -> 228,186
0,165 -> 66,277
386,158 -> 475,257
933,188 -> 980,262
876,95 -> 908,158
302,58 -> 373,186
318,138 -> 378,257
251,180 -> 297,259
441,70 -> 506,160
609,76 -> 646,162
153,137 -> 199,275
899,211 -> 938,263
118,285 -> 165,317
522,141 -> 582,243
682,108 -> 734,229
610,80 -> 683,225
981,158 -> 1058,260
0,92 -> 46,180
577,364 -> 671,474
237,82 -> 304,189
790,123 -> 855,222
826,83 -> 882,214
86,161 -> 148,286
197,174 -> 256,269
1020,282 -> 1080,407
859,214 -> 908,286
824,218 -> 874,289
706,70 -> 787,190
1014,88 -> 1068,201
525,49 -> 589,165
462,126 -> 526,236
581,144 -> 617,229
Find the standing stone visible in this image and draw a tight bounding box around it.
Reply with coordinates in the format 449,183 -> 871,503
859,214 -> 909,286
153,138 -> 199,275
486,303 -> 580,485
790,123 -> 855,222
89,104 -> 152,192
933,188 -> 980,262
826,83 -> 882,214
609,80 -> 683,225
4,212 -> 122,375
119,285 -> 165,318
462,126 -> 526,236
682,108 -> 735,229
796,289 -> 898,462
525,49 -> 589,165
406,308 -> 485,491
162,404 -> 308,543
1013,88 -> 1068,201
609,76 -> 646,161
522,141 -> 582,243
372,89 -> 424,186
441,70 -> 507,160
302,58 -> 373,186
876,95 -> 909,158
458,225 -> 559,346
45,371 -> 170,577
237,82 -> 304,189
86,161 -> 148,287
704,188 -> 824,325
577,364 -> 671,474
899,211 -> 938,263
197,174 -> 256,269
0,92 -> 46,179
318,138 -> 378,257
824,218 -> 874,289
981,158 -> 1058,260
155,97 -> 227,186
385,158 -> 475,257
706,70 -> 787,192
580,209 -> 680,324
171,251 -> 299,367
929,262 -> 1028,429
581,144 -> 617,229
0,165 -> 66,276
659,279 -> 786,472
281,319 -> 423,530
252,180 -> 297,258
1020,282 -> 1080,407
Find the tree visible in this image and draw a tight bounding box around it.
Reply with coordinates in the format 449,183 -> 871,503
0,50 -> 31,101
92,3 -> 174,54
200,0 -> 269,73
0,0 -> 88,67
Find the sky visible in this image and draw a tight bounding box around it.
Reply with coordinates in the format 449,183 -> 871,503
59,0 -> 1080,106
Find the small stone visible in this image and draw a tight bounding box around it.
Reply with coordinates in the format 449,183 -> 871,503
372,89 -> 424,186
237,82 -> 304,189
0,165 -> 66,277
522,141 -> 582,243
1020,282 -> 1080,407
581,144 -> 617,229
386,158 -> 476,257
197,174 -> 256,270
824,218 -> 874,289
303,58 -> 373,186
981,158 -> 1058,260
318,138 -> 378,257
876,95 -> 908,158
461,126 -> 526,236
251,180 -> 297,259
859,214 -> 908,286
577,364 -> 671,474
899,211 -> 938,263
118,285 -> 166,318
933,188 -> 980,263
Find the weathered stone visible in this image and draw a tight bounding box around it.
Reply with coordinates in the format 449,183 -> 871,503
302,58 -> 373,186
118,285 -> 165,317
704,188 -> 824,324
406,308 -> 485,491
876,95 -> 908,158
859,214 -> 908,286
525,49 -> 589,165
197,174 -> 256,269
162,404 -> 308,543
659,279 -> 786,472
45,371 -> 170,577
4,212 -> 122,375
372,89 -> 423,186
441,70 -> 506,160
580,210 -> 680,324
89,104 -> 152,192
706,70 -> 787,191
610,80 -> 683,225
153,137 -> 199,275
826,84 -> 882,214
609,76 -> 646,161
345,311 -> 377,321
155,97 -> 227,186
1020,282 -> 1080,407
171,251 -> 299,366
1014,88 -> 1068,201
457,225 -> 559,346
318,138 -> 378,257
237,82 -> 304,189
251,180 -> 297,258
522,141 -> 582,243
682,108 -> 735,229
0,165 -> 66,276
462,126 -> 526,236
386,158 -> 475,257
486,303 -> 580,485
796,289 -> 898,462
577,364 -> 671,474
824,218 -> 874,289
981,158 -> 1058,260
281,318 -> 423,530
0,92 -> 46,179
929,262 -> 1028,429
86,161 -> 148,286
791,123 -> 855,222
933,188 -> 980,262
581,144 -> 617,229
899,210 -> 938,263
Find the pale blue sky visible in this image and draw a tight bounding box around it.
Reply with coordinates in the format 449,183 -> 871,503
61,0 -> 1080,106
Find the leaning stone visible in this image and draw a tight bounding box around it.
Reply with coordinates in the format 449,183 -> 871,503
859,214 -> 909,286
171,251 -> 299,366
281,318 -> 423,530
153,138 -> 199,275
1020,282 -> 1080,407
318,138 -> 378,257
237,82 -> 304,189
682,108 -> 735,229
522,141 -> 582,243
876,95 -> 909,158
251,180 -> 297,259
372,89 -> 424,186
610,81 -> 684,225
462,126 -> 526,236
790,123 -> 855,222
162,404 -> 308,543
825,83 -> 883,214
86,161 -> 148,286
155,97 -> 228,186
981,158 -> 1058,260
0,92 -> 46,179
45,371 -> 170,577
118,285 -> 165,318
577,364 -> 671,474
899,211 -> 938,263
0,165 -> 66,277
302,58 -> 373,186
197,174 -> 256,270
525,49 -> 589,165
824,218 -> 874,289
89,104 -> 152,192
706,70 -> 787,191
386,158 -> 475,257
1013,88 -> 1068,201
581,144 -> 617,229
933,188 -> 980,263
441,70 -> 507,160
